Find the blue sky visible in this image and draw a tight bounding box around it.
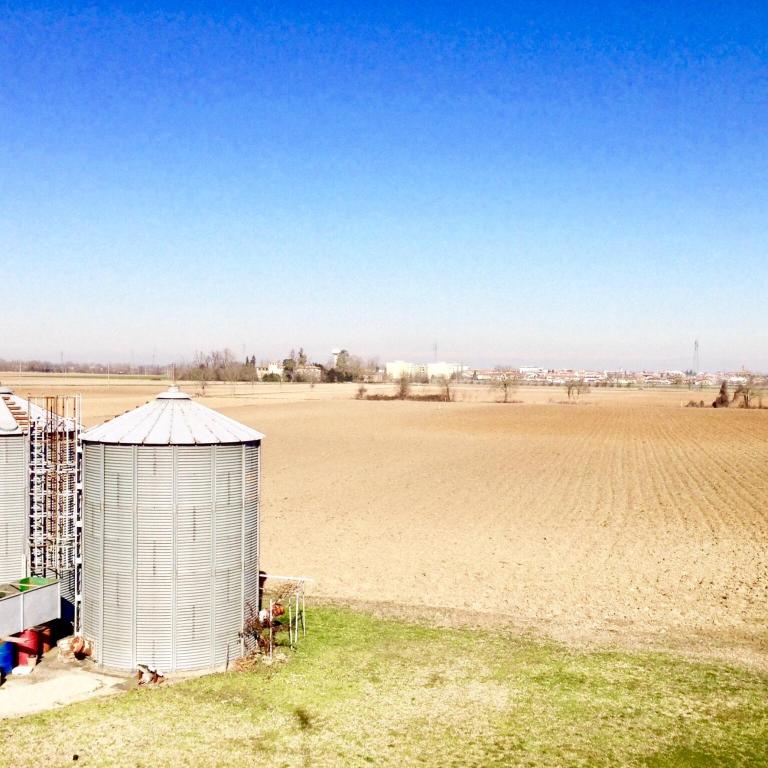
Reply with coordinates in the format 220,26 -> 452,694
1,2 -> 766,370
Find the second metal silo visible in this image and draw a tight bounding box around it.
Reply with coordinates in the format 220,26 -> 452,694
81,386 -> 263,672
0,390 -> 26,583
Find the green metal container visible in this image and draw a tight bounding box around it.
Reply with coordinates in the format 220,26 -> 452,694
16,576 -> 51,592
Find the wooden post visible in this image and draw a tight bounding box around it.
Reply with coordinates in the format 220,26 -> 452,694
269,599 -> 274,658
288,598 -> 293,647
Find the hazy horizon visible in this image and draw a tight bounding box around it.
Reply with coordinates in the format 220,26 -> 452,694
2,4 -> 766,371
0,349 -> 762,375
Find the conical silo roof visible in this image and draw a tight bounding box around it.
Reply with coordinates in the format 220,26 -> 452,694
81,386 -> 265,445
0,387 -> 78,433
0,396 -> 22,435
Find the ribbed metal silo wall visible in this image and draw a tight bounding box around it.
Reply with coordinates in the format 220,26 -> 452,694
83,441 -> 258,672
0,436 -> 26,583
243,443 -> 260,631
102,445 -> 135,669
82,443 -> 103,658
136,446 -> 173,671
213,445 -> 244,667
174,445 -> 214,669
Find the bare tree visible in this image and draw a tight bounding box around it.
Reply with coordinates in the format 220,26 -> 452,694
439,375 -> 453,402
732,376 -> 757,408
712,381 -> 730,408
365,357 -> 380,380
396,374 -> 411,400
191,350 -> 210,395
497,372 -> 519,403
283,348 -> 299,382
222,349 -> 240,381
566,378 -> 588,400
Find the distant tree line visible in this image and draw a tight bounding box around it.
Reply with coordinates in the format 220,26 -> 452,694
711,379 -> 765,409
176,349 -> 259,385
0,357 -> 166,376
0,349 -> 381,384
173,348 -> 380,385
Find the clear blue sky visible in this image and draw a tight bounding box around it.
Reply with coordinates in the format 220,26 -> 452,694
2,2 -> 766,370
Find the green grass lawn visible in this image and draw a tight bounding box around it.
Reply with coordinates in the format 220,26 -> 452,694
2,607 -> 766,767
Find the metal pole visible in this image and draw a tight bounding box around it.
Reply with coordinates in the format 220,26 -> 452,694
301,587 -> 306,637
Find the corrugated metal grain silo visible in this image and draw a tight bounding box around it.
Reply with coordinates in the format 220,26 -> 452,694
0,390 -> 26,583
81,386 -> 263,671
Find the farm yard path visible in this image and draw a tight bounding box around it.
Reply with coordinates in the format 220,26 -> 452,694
4,376 -> 767,669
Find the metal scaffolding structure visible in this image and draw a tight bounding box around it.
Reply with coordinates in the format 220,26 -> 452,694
26,395 -> 82,631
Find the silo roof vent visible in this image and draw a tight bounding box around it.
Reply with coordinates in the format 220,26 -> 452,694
156,385 -> 190,400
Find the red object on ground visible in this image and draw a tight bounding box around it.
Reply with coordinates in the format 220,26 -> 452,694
35,624 -> 54,654
16,629 -> 40,665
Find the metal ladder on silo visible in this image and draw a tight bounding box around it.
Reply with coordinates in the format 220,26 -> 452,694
73,396 -> 83,635
26,395 -> 83,634
27,416 -> 47,578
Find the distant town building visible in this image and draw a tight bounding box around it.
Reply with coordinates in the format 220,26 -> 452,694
426,362 -> 468,380
518,366 -> 546,378
296,364 -> 323,382
377,360 -> 757,389
385,361 -> 428,381
255,361 -> 284,379
385,361 -> 467,381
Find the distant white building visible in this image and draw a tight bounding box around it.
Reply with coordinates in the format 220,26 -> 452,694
519,366 -> 546,378
385,360 -> 467,381
426,362 -> 468,381
385,361 -> 427,381
255,361 -> 284,379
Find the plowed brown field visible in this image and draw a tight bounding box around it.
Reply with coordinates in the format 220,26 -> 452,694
4,375 -> 767,667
